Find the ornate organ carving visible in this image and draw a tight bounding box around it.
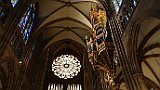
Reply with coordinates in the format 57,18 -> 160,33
86,4 -> 118,89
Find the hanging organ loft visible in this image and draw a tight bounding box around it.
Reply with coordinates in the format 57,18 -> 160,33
86,4 -> 117,89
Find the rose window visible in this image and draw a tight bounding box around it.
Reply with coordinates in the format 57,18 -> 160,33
52,55 -> 81,79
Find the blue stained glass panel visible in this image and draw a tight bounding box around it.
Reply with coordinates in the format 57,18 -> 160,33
11,0 -> 18,7
18,4 -> 35,44
0,0 -> 7,22
112,0 -> 122,13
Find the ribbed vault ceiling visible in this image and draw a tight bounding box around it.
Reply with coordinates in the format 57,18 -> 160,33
138,17 -> 160,87
37,0 -> 104,52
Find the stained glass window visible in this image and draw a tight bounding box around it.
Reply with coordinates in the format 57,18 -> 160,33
112,0 -> 122,13
0,0 -> 4,16
11,0 -> 18,7
0,0 -> 7,22
19,4 -> 35,44
52,55 -> 81,79
132,0 -> 137,6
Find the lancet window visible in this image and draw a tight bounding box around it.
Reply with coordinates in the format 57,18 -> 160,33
112,0 -> 122,13
18,4 -> 35,44
11,0 -> 19,7
0,0 -> 9,22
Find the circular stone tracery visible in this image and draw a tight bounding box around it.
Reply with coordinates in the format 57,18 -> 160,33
52,55 -> 81,79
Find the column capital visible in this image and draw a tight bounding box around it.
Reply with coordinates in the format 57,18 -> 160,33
133,73 -> 148,90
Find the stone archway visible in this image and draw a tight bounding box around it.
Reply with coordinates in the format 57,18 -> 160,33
126,11 -> 160,89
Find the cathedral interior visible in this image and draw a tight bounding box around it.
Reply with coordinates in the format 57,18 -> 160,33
0,0 -> 160,90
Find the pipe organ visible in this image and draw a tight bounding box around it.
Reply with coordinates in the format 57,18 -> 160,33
48,84 -> 82,90
67,84 -> 82,90
86,4 -> 118,90
48,84 -> 63,90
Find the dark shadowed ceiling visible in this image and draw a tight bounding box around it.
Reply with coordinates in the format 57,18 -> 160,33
37,0 -> 104,53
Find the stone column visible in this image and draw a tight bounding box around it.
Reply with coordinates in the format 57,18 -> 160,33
6,62 -> 14,90
83,49 -> 94,90
133,73 -> 148,90
32,50 -> 49,90
108,16 -> 148,90
108,17 -> 137,90
13,48 -> 32,90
